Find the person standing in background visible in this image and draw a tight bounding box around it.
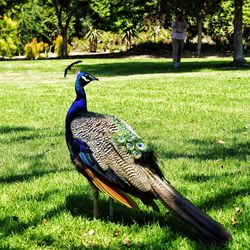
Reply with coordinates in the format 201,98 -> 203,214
171,14 -> 189,69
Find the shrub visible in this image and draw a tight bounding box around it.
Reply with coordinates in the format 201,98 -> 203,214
24,38 -> 44,59
24,38 -> 45,59
71,37 -> 89,52
0,16 -> 18,58
100,32 -> 123,52
44,43 -> 49,58
54,34 -> 63,57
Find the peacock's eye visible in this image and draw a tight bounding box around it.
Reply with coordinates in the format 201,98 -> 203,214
126,143 -> 134,150
133,150 -> 142,159
136,142 -> 147,151
117,136 -> 125,144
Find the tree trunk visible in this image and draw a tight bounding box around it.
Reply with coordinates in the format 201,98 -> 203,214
233,0 -> 246,65
61,28 -> 68,59
197,17 -> 203,57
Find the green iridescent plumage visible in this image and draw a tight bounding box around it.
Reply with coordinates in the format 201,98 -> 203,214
112,118 -> 148,160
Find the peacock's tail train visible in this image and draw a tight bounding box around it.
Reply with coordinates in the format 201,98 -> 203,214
150,174 -> 232,245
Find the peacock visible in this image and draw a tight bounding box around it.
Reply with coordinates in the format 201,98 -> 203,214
65,72 -> 232,245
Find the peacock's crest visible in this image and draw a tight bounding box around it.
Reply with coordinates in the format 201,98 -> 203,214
112,118 -> 148,159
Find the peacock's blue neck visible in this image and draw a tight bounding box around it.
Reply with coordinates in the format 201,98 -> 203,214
67,97 -> 86,118
75,80 -> 85,99
66,82 -> 87,155
67,80 -> 87,120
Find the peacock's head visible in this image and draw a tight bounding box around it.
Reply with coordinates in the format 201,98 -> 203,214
76,72 -> 99,88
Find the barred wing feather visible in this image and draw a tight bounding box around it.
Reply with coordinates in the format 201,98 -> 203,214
70,112 -> 153,192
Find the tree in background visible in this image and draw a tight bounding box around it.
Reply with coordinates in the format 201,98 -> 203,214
90,0 -> 156,49
16,1 -> 57,55
189,0 -> 223,57
50,0 -> 89,58
1,0 -> 249,62
233,0 -> 246,65
159,0 -> 249,59
205,1 -> 234,48
0,0 -> 27,17
178,0 -> 223,57
204,0 -> 250,53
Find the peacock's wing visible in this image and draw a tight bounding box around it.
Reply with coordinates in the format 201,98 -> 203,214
70,112 -> 164,195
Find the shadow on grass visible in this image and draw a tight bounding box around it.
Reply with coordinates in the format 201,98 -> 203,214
0,125 -> 69,184
0,125 -> 64,144
182,164 -> 248,183
189,138 -> 250,161
0,190 -> 196,249
162,139 -> 249,161
65,192 -> 233,249
199,187 -> 250,211
0,126 -> 34,134
0,203 -> 66,245
73,60 -> 250,77
0,166 -> 71,184
65,193 -> 201,243
0,186 -> 235,249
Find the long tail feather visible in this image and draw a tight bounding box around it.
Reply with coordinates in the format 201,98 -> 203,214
151,176 -> 232,245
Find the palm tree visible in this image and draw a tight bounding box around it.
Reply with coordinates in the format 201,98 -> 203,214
122,28 -> 138,50
85,26 -> 103,52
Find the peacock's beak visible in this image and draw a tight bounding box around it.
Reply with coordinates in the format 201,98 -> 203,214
92,76 -> 99,81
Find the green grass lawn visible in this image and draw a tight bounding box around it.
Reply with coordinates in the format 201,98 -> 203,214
0,57 -> 249,249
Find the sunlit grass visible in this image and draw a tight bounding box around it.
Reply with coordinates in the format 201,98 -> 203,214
0,57 -> 249,249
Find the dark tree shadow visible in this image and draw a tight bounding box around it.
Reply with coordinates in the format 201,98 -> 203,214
65,192 -> 233,249
162,139 -> 249,161
66,193 -> 200,239
0,125 -> 64,144
0,203 -> 66,238
0,125 -> 69,184
188,139 -> 250,160
198,188 -> 250,211
183,174 -> 219,183
0,187 -> 234,249
0,126 -> 34,134
67,60 -> 250,78
0,166 -> 71,184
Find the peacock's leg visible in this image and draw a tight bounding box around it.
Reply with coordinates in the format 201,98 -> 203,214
91,184 -> 99,219
109,197 -> 114,220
